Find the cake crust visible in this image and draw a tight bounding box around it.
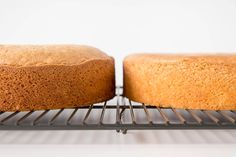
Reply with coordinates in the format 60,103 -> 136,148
0,45 -> 115,111
0,45 -> 111,66
124,54 -> 236,110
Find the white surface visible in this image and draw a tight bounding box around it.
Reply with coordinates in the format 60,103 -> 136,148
0,0 -> 236,156
0,144 -> 236,157
0,130 -> 236,157
0,130 -> 236,144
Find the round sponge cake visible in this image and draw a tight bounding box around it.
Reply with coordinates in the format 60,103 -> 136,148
124,54 -> 236,110
0,45 -> 115,111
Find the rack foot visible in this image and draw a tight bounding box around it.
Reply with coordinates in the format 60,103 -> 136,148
121,129 -> 127,134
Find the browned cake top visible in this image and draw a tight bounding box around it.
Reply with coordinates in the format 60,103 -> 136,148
124,53 -> 236,64
0,45 -> 110,66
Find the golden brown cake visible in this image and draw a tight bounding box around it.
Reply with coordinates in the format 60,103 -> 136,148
124,54 -> 236,110
0,45 -> 115,111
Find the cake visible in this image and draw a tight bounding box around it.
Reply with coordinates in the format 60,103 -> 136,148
123,54 -> 236,110
0,45 -> 115,111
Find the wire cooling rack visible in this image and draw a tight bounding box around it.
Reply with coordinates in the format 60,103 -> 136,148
0,87 -> 235,134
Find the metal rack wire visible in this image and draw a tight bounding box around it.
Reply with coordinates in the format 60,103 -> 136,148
0,87 -> 235,134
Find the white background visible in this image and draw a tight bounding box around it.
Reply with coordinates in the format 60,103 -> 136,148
0,0 -> 236,156
1,0 -> 236,85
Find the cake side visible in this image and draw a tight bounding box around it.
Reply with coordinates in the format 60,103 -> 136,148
124,54 -> 236,110
0,58 -> 115,111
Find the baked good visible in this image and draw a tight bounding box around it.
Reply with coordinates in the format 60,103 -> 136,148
0,45 -> 115,111
124,54 -> 236,110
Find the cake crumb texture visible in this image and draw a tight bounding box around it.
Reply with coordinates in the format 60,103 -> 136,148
124,54 -> 236,110
0,45 -> 115,111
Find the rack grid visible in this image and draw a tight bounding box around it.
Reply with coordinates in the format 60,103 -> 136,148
0,87 -> 235,134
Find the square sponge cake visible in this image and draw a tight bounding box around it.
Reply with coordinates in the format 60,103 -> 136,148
124,54 -> 236,110
0,45 -> 115,111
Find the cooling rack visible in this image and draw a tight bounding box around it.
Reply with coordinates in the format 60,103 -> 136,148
0,87 -> 235,134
